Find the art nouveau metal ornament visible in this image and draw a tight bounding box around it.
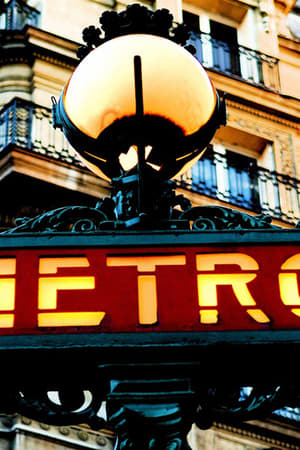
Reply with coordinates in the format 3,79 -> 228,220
3,5 -> 299,450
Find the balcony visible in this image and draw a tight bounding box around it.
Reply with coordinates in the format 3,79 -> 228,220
187,30 -> 280,90
0,98 -> 80,166
0,0 -> 40,30
1,98 -> 299,225
179,147 -> 300,224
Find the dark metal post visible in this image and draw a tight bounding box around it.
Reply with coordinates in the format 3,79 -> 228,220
134,55 -> 145,216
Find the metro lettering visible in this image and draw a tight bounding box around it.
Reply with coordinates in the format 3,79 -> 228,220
0,258 -> 16,328
38,256 -> 105,327
196,253 -> 270,324
106,255 -> 186,325
279,253 -> 300,318
1,247 -> 300,333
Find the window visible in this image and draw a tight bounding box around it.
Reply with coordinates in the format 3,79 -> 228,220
183,10 -> 204,60
182,10 -> 200,32
190,144 -> 282,216
210,21 -> 241,76
191,146 -> 217,197
183,10 -> 266,86
183,12 -> 240,76
226,150 -> 260,209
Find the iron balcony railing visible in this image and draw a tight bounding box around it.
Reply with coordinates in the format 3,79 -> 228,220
0,98 -> 299,224
0,97 -> 81,166
187,30 -> 280,90
180,147 -> 300,224
0,2 -> 280,90
0,0 -> 40,30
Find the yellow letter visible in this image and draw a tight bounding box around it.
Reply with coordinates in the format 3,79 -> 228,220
196,253 -> 270,324
106,255 -> 186,325
38,256 -> 105,327
279,253 -> 300,317
0,258 -> 16,328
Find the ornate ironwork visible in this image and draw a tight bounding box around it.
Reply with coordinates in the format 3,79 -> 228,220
2,99 -> 300,225
107,379 -> 194,450
0,0 -> 40,31
179,206 -> 279,230
0,377 -> 299,448
179,146 -> 300,224
186,29 -> 280,90
0,4 -> 297,448
0,388 -> 105,429
77,4 -> 194,61
3,201 -> 115,233
4,201 -> 283,233
0,98 -> 81,167
2,225 -> 300,447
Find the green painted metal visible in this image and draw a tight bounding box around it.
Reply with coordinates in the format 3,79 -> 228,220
2,228 -> 300,248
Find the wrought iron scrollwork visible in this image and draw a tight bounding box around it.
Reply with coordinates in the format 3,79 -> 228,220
4,200 -> 284,233
180,205 -> 279,230
0,388 -> 106,429
0,380 -> 297,448
193,385 -> 283,429
77,4 -> 193,61
3,199 -> 116,233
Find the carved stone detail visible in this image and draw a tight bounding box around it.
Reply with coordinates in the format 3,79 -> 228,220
227,107 -> 295,177
226,98 -> 299,130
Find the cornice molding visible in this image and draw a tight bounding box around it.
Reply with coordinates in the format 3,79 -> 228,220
279,34 -> 300,50
0,28 -> 78,70
275,0 -> 296,14
226,94 -> 300,130
13,416 -> 114,448
226,106 -> 295,175
215,421 -> 300,449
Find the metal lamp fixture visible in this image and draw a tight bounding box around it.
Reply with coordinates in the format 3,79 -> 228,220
53,4 -> 226,226
56,34 -> 222,182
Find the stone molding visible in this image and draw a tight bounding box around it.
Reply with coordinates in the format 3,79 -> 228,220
0,27 -> 78,70
226,96 -> 300,130
227,104 -> 295,175
215,421 -> 300,449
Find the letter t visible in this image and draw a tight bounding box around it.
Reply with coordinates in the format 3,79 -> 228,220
106,255 -> 186,325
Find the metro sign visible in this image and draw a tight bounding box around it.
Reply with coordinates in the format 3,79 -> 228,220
2,230 -> 300,337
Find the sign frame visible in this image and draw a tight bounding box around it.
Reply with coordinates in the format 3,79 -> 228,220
1,228 -> 300,433
1,228 -> 300,387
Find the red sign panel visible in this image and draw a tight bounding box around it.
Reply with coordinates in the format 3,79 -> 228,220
1,241 -> 300,335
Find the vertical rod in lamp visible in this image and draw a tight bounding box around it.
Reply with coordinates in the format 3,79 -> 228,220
134,55 -> 145,215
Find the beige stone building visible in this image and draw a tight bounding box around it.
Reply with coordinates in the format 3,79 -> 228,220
0,0 -> 300,448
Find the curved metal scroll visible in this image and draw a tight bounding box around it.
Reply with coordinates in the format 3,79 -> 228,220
0,388 -> 105,429
3,199 -> 115,233
180,206 -> 279,231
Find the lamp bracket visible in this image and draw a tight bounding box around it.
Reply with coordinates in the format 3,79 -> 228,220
0,363 -> 297,449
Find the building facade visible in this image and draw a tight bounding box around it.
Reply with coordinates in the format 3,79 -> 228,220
0,0 -> 300,448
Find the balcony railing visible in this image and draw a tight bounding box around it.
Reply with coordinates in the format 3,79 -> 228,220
0,0 -> 40,30
187,30 -> 280,90
0,98 -> 81,166
0,98 -> 299,224
179,147 -> 300,224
